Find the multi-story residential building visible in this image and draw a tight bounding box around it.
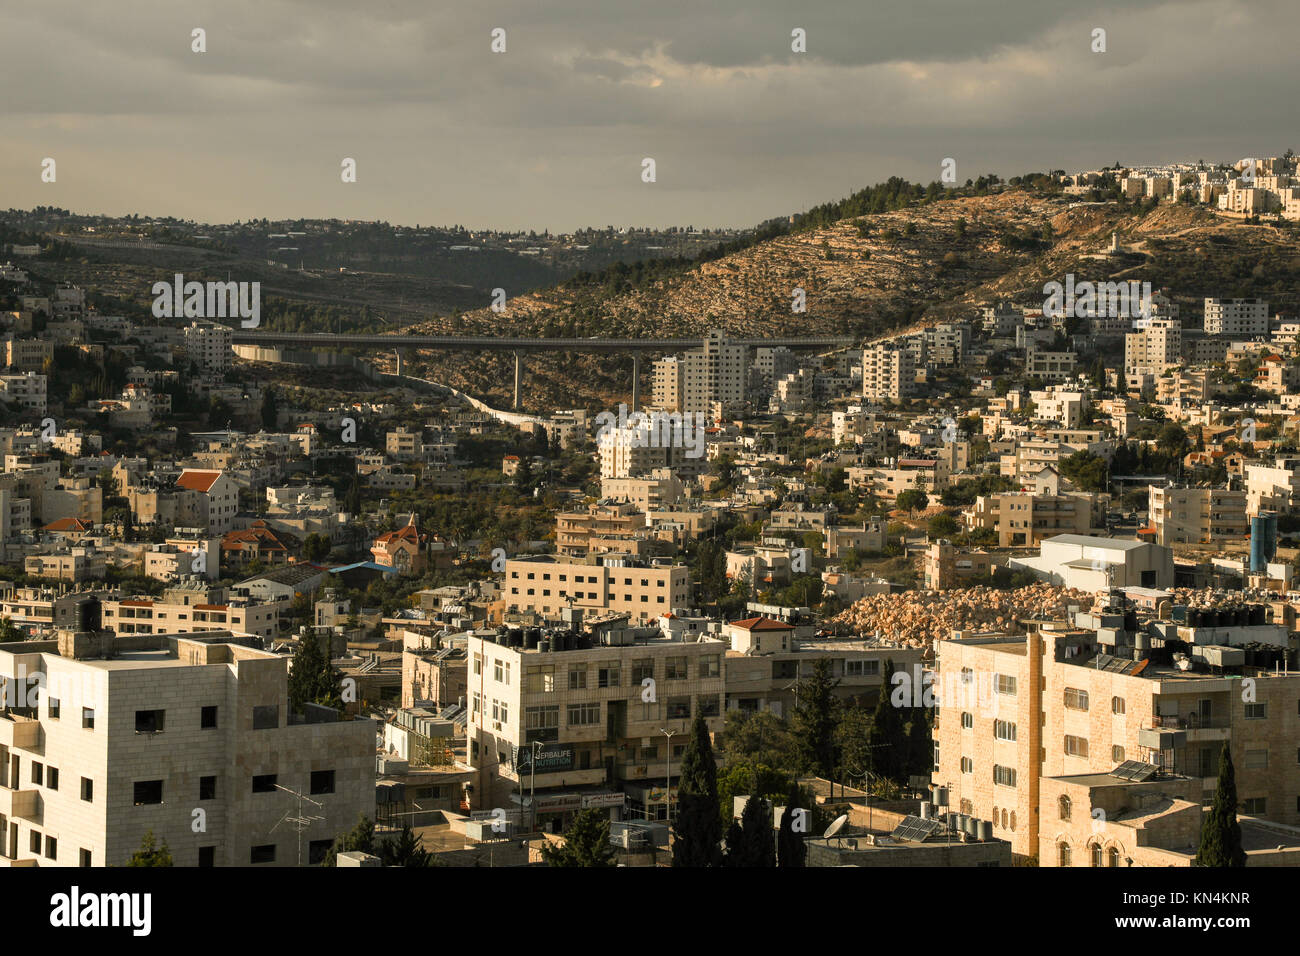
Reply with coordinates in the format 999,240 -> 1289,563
1155,368 -> 1209,407
1203,298 -> 1269,336
503,555 -> 691,623
2,338 -> 53,372
651,331 -> 748,414
1024,346 -> 1077,382
175,469 -> 240,535
464,625 -> 727,825
0,372 -> 47,413
861,344 -> 915,404
1029,388 -> 1088,428
824,519 -> 888,560
922,540 -> 996,589
933,605 -> 1300,861
600,469 -> 686,510
101,585 -> 281,642
1246,457 -> 1300,517
0,629 -> 373,866
555,501 -> 646,557
370,516 -> 428,574
964,493 -> 1104,548
182,320 -> 233,372
1146,486 -> 1248,546
1124,318 -> 1182,375
23,549 -> 107,583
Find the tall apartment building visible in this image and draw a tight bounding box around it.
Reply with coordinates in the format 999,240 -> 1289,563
182,321 -> 233,373
861,344 -> 915,404
1147,486 -> 1248,545
1124,318 -> 1182,375
0,372 -> 47,413
651,331 -> 748,414
924,322 -> 970,366
554,501 -> 647,557
932,606 -> 1298,860
0,629 -> 374,867
465,626 -> 727,823
1246,457 -> 1300,517
1203,298 -> 1269,336
503,555 -> 691,623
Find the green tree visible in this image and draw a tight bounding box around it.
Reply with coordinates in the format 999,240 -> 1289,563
303,532 -> 331,562
792,657 -> 841,777
288,632 -> 342,713
673,715 -> 723,867
0,616 -> 23,643
322,814 -> 375,866
125,830 -> 173,866
1195,743 -> 1247,867
541,808 -> 617,867
736,795 -> 775,867
867,659 -> 904,783
777,784 -> 808,868
927,513 -> 958,538
379,826 -> 433,867
260,387 -> 279,430
896,489 -> 929,513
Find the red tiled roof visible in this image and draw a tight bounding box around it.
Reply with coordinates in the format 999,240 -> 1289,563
177,469 -> 222,493
729,616 -> 794,631
44,517 -> 91,532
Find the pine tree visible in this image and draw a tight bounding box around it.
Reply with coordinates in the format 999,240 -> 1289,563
777,784 -> 808,868
793,657 -> 841,778
904,707 -> 933,781
672,714 -> 723,867
379,826 -> 434,867
541,808 -> 617,867
322,815 -> 375,866
867,659 -> 904,783
125,830 -> 173,866
739,795 -> 775,867
288,632 -> 342,713
1195,742 -> 1247,867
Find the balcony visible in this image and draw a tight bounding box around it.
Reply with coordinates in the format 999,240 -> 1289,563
0,714 -> 41,751
0,785 -> 40,821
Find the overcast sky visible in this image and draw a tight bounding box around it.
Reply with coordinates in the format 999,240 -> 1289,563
4,0 -> 1298,232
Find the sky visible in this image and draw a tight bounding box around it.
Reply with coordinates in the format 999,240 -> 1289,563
4,0 -> 1299,232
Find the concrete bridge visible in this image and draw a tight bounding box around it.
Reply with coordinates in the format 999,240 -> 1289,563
231,330 -> 858,411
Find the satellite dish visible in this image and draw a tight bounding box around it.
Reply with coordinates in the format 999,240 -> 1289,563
823,813 -> 849,840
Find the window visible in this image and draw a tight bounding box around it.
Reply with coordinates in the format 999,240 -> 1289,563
567,703 -> 600,726
47,768 -> 58,791
199,776 -> 217,800
525,706 -> 559,740
31,763 -> 42,786
1091,844 -> 1103,868
135,709 -> 166,734
1111,696 -> 1126,715
960,667 -> 974,684
80,849 -> 92,867
48,697 -> 60,720
630,660 -> 655,684
308,840 -> 333,865
198,846 -> 215,867
665,658 -> 687,680
994,765 -> 1017,788
310,770 -> 336,795
1059,795 -> 1072,820
45,836 -> 56,861
568,668 -> 587,691
699,655 -> 721,679
250,844 -> 277,864
82,707 -> 95,729
252,774 -> 278,793
666,698 -> 691,720
1108,847 -> 1120,867
994,720 -> 1017,741
1064,688 -> 1090,711
253,705 -> 278,730
1064,735 -> 1090,758
961,756 -> 973,774
961,712 -> 973,729
473,653 -> 482,676
201,706 -> 218,729
1245,749 -> 1269,770
30,831 -> 41,853
698,696 -> 721,718
995,674 -> 1016,696
1058,842 -> 1071,867
494,659 -> 505,682
1112,745 -> 1125,763
133,780 -> 164,805
597,664 -> 620,688
1245,703 -> 1268,720
1242,797 -> 1266,815
81,777 -> 93,802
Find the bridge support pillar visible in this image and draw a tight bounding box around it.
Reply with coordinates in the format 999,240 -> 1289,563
631,353 -> 641,411
395,349 -> 402,377
513,352 -> 523,411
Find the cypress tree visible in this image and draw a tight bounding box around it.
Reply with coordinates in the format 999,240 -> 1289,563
672,715 -> 723,867
777,784 -> 808,868
867,659 -> 904,782
739,795 -> 775,867
792,657 -> 841,778
1195,742 -> 1247,867
722,820 -> 747,867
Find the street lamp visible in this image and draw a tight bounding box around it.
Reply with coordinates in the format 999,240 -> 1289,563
529,740 -> 544,834
660,728 -> 676,823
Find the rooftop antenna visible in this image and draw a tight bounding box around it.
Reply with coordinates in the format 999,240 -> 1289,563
271,783 -> 326,866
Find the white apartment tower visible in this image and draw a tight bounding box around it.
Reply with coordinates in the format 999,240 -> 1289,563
861,343 -> 915,404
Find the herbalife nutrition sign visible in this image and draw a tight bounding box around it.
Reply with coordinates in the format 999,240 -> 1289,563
514,742 -> 576,774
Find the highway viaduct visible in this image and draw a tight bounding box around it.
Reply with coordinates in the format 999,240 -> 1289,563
231,330 -> 858,411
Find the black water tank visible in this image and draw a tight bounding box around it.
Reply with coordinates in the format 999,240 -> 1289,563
539,638 -> 551,653
77,597 -> 101,632
1251,604 -> 1266,626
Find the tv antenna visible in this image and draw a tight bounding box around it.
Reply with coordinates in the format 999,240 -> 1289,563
271,783 -> 326,866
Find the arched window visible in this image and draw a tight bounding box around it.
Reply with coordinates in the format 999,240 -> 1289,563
1092,844 -> 1103,867
1001,809 -> 1008,829
992,805 -> 999,827
1010,812 -> 1016,832
1059,795 -> 1072,820
1108,847 -> 1120,868
1058,842 -> 1071,867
